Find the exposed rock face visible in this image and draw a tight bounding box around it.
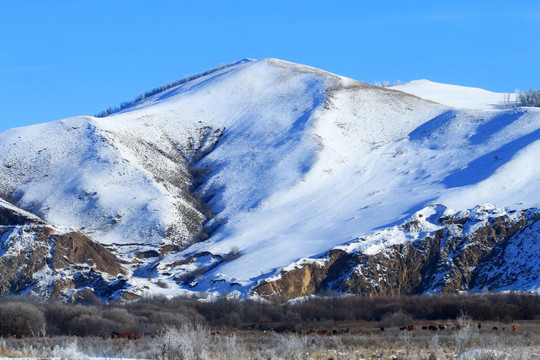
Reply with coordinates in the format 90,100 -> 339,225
0,200 -> 126,300
255,205 -> 540,300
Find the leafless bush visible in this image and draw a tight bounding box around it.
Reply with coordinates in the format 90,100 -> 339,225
222,246 -> 242,261
101,307 -> 138,333
0,302 -> 46,337
381,310 -> 414,327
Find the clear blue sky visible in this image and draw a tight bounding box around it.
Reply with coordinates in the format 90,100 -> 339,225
1,1 -> 539,131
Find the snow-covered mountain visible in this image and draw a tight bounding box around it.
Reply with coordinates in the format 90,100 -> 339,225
1,58 -> 539,301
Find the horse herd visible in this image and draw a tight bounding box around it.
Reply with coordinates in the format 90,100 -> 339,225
7,323 -> 519,340
247,322 -> 519,336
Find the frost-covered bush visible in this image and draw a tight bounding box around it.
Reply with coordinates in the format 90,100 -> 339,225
453,313 -> 475,355
210,333 -> 246,360
373,79 -> 403,87
275,334 -> 310,360
158,323 -> 210,360
517,88 -> 540,107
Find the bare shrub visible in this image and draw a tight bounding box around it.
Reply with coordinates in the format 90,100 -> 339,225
223,246 -> 242,261
146,311 -> 190,333
381,310 -> 414,327
67,313 -> 117,336
0,302 -> 46,337
102,307 -> 138,333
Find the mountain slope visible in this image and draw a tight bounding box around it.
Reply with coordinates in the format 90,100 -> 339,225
0,58 -> 539,300
390,79 -> 516,110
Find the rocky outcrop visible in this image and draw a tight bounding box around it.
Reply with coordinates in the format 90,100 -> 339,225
255,205 -> 540,301
0,201 -> 126,301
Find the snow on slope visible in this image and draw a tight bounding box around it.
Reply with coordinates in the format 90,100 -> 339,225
390,79 -> 516,110
0,117 -> 195,260
1,58 -> 539,298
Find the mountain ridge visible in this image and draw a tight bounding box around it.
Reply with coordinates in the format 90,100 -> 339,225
0,58 -> 538,301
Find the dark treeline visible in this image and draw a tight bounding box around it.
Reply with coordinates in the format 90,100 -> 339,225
0,293 -> 538,337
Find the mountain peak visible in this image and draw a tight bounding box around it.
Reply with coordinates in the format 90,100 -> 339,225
0,59 -> 539,301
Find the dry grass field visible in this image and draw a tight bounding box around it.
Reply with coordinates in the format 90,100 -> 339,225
0,319 -> 538,359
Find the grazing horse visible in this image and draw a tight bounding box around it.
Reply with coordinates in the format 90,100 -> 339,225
512,325 -> 518,332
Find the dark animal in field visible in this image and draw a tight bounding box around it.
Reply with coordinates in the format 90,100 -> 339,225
493,326 -> 498,331
438,324 -> 446,330
421,326 -> 428,330
273,326 -> 290,334
407,325 -> 416,331
428,325 -> 438,331
109,331 -> 140,340
378,327 -> 385,332
399,326 -> 407,331
332,329 -> 338,335
478,323 -> 482,329
127,332 -> 140,340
